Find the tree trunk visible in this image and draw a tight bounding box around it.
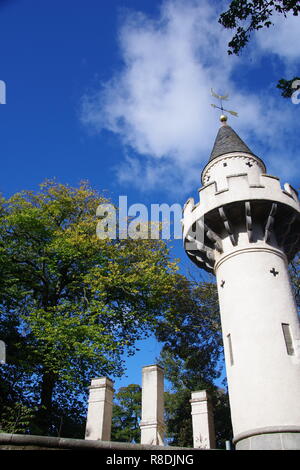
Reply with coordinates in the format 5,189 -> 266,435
35,369 -> 57,435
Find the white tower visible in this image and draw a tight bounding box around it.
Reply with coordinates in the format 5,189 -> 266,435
182,116 -> 300,450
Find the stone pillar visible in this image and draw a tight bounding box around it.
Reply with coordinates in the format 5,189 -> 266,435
85,377 -> 114,441
190,390 -> 216,449
0,340 -> 6,364
140,365 -> 165,445
226,440 -> 232,450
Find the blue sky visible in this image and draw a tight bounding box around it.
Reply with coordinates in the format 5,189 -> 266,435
0,0 -> 299,391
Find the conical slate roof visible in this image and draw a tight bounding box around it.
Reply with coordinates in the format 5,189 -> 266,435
209,124 -> 255,161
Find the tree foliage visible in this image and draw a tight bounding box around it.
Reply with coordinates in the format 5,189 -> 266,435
0,180 -> 178,436
219,0 -> 300,55
0,402 -> 37,435
111,384 -> 141,443
277,77 -> 300,98
219,0 -> 300,97
160,349 -> 232,449
156,279 -> 223,386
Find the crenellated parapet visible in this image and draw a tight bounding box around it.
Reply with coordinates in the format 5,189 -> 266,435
182,172 -> 300,274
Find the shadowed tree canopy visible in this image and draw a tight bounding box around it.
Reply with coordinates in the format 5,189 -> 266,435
156,279 -> 223,385
219,0 -> 300,97
159,348 -> 232,449
111,384 -> 141,443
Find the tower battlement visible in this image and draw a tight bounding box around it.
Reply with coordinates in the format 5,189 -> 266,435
183,171 -> 300,273
184,172 -> 299,220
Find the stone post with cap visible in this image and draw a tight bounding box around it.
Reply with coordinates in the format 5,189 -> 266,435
190,390 -> 216,449
140,364 -> 165,445
85,377 -> 114,441
182,113 -> 300,450
0,340 -> 6,364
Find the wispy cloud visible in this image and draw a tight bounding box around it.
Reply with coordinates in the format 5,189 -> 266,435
81,0 -> 300,194
255,11 -> 300,66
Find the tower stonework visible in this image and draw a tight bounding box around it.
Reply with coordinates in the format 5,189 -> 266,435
182,119 -> 300,450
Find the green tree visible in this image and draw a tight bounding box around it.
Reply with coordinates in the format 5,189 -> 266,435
156,278 -> 223,385
164,388 -> 231,449
0,402 -> 37,435
160,349 -> 232,449
219,0 -> 300,97
277,77 -> 300,99
111,384 -> 141,443
0,180 -> 178,436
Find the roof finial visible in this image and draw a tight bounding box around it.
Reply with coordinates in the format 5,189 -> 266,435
220,114 -> 228,124
210,88 -> 238,124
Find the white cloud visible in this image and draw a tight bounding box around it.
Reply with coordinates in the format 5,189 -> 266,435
115,153 -> 200,195
81,0 -> 300,194
255,11 -> 300,65
82,1 -> 228,161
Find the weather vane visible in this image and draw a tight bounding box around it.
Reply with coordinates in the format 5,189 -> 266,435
210,88 -> 238,122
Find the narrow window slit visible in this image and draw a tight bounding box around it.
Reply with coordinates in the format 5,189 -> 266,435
282,323 -> 294,356
227,333 -> 234,365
